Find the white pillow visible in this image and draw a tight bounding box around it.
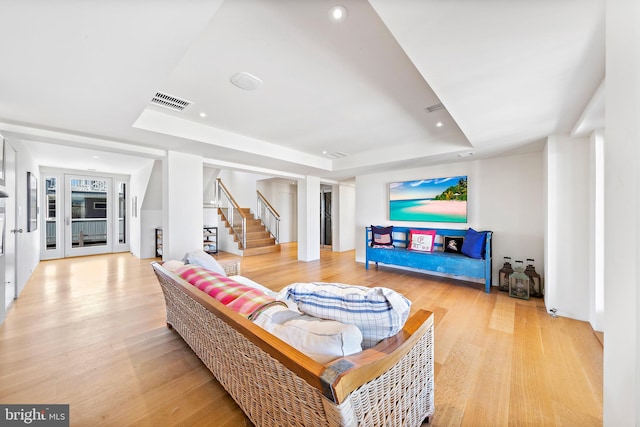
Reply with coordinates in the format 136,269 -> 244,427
252,304 -> 362,364
278,282 -> 411,348
162,259 -> 185,272
182,249 -> 227,276
228,275 -> 278,298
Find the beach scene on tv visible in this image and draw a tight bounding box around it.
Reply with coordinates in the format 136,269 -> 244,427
389,176 -> 467,222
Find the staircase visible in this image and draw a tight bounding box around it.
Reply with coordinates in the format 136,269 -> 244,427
219,207 -> 281,256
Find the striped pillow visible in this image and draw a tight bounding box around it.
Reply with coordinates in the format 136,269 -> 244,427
278,282 -> 411,348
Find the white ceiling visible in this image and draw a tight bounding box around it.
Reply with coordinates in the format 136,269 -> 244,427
0,0 -> 604,181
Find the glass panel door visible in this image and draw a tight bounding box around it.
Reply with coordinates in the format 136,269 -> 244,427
41,172 -> 63,260
46,177 -> 58,250
118,181 -> 126,244
112,179 -> 130,253
65,175 -> 113,257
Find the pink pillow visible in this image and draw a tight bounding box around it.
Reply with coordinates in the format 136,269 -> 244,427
408,229 -> 437,252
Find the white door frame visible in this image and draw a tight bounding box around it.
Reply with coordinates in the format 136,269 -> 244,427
1,138 -> 18,323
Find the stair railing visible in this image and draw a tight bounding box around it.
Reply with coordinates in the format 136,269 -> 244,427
216,179 -> 248,249
256,190 -> 280,243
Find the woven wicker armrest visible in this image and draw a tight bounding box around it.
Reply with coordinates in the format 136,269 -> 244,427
324,308 -> 433,403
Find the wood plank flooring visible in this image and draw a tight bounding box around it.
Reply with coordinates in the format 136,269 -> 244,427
0,244 -> 602,426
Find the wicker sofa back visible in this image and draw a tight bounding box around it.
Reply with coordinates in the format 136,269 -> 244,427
151,262 -> 435,427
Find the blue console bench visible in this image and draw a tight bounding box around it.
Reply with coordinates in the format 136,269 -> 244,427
365,226 -> 493,293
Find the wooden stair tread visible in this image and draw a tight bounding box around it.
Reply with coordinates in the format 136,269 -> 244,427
218,205 -> 280,256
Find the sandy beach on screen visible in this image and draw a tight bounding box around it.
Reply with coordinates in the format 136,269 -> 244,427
408,200 -> 466,215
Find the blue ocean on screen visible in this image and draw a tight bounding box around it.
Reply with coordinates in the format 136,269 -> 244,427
389,199 -> 467,222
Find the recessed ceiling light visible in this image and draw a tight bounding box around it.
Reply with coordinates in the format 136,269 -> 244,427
199,112 -> 207,118
436,122 -> 443,127
91,155 -> 100,159
329,5 -> 347,22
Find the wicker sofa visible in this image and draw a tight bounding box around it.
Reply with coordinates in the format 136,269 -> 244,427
151,261 -> 435,427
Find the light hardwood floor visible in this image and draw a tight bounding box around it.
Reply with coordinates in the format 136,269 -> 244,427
0,244 -> 602,426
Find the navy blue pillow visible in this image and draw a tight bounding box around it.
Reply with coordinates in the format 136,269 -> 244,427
461,228 -> 487,259
371,225 -> 394,247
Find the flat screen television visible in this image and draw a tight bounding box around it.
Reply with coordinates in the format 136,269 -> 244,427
389,176 -> 467,223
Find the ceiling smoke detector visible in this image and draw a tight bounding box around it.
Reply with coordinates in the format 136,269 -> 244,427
230,72 -> 263,90
150,92 -> 192,112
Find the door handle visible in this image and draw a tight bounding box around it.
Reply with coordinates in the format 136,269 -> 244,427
10,228 -> 23,233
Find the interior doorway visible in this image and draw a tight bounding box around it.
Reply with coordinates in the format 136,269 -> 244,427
320,185 -> 332,248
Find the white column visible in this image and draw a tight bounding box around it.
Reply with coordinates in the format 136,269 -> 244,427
162,151 -> 203,261
297,176 -> 320,261
604,0 -> 640,424
544,135 -> 590,321
588,130 -> 604,332
333,184 -> 356,252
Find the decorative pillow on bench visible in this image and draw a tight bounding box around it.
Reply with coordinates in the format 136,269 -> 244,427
461,228 -> 489,259
408,229 -> 436,252
444,236 -> 464,254
371,225 -> 394,248
278,282 -> 411,348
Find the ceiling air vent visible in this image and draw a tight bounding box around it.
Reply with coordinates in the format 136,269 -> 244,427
424,103 -> 445,113
325,151 -> 347,159
150,92 -> 192,112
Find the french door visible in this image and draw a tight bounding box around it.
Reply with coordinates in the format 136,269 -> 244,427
64,175 -> 114,257
41,171 -> 129,259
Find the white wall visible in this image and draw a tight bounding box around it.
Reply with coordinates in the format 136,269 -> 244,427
604,0 -> 639,423
257,179 -> 297,243
162,151 -> 203,261
544,135 -> 590,322
203,166 -> 220,205
355,152 -> 544,287
218,169 -> 270,211
139,160 -> 163,258
131,158 -> 158,259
